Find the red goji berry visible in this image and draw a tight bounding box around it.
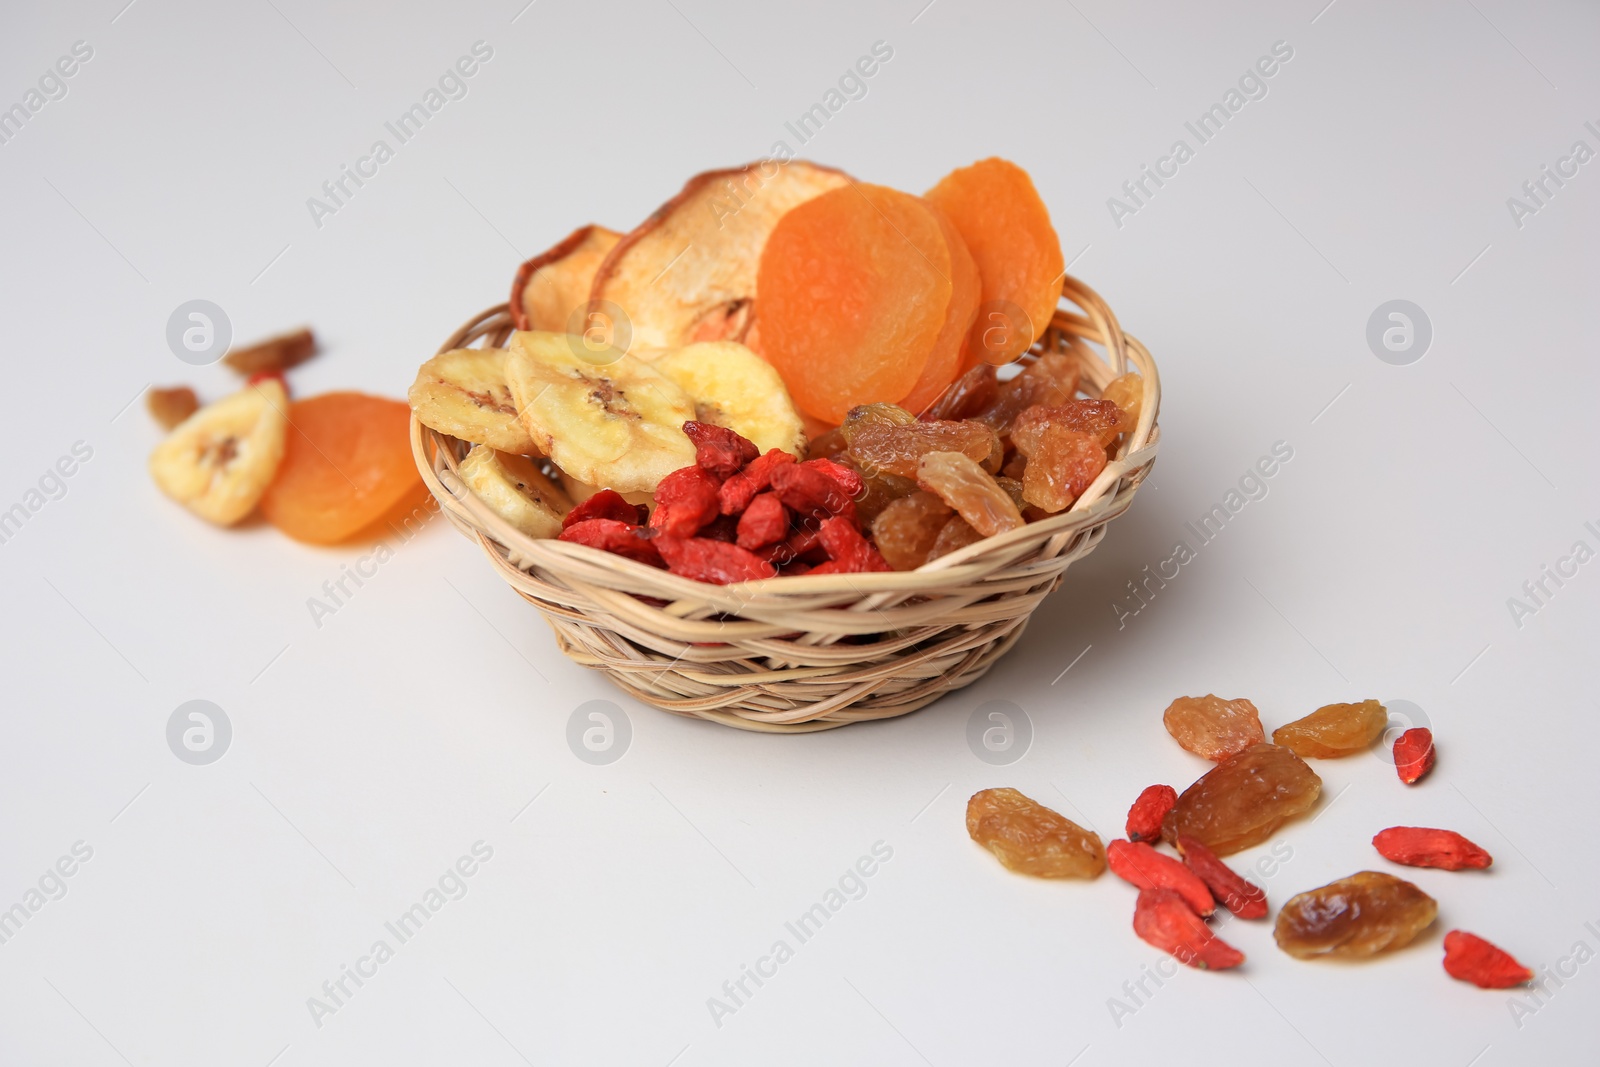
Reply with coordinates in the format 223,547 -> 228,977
650,465 -> 722,538
697,513 -> 739,543
246,369 -> 288,392
562,488 -> 648,529
684,420 -> 759,478
1126,784 -> 1178,843
719,449 -> 796,515
736,492 -> 789,550
1107,839 -> 1215,917
1132,887 -> 1244,970
812,515 -> 891,573
1176,834 -> 1268,919
1372,826 -> 1492,871
1393,727 -> 1435,785
558,518 -> 663,566
655,536 -> 776,584
800,456 -> 864,498
770,462 -> 857,519
1443,930 -> 1533,988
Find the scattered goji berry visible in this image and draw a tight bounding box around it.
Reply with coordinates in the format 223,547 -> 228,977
558,519 -> 663,566
814,515 -> 892,573
719,448 -> 796,514
1393,727 -> 1435,785
1372,827 -> 1492,871
736,492 -> 789,550
562,488 -> 648,529
655,536 -> 776,584
1125,785 -> 1178,843
1443,930 -> 1533,988
1176,834 -> 1268,919
1106,839 -> 1215,917
800,456 -> 864,498
1132,887 -> 1244,970
684,420 -> 758,478
771,461 -> 856,518
650,465 -> 722,538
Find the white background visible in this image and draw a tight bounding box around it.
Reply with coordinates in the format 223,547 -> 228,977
2,1 -> 1597,1064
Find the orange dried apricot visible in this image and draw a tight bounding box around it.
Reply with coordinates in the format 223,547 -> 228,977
258,392 -> 425,544
898,202 -> 981,416
925,158 -> 1064,366
757,183 -> 952,423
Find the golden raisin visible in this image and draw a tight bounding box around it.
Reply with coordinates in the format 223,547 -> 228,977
871,491 -> 953,570
846,416 -> 1000,480
1011,400 -> 1125,456
1162,743 -> 1322,856
974,355 -> 1079,432
854,470 -> 918,523
966,787 -> 1105,879
1101,372 -> 1143,440
925,514 -> 983,561
1275,871 -> 1437,959
1020,425 -> 1104,513
1163,695 -> 1267,762
916,451 -> 1023,536
1273,700 -> 1388,759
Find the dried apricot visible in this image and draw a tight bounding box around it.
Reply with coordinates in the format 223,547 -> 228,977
1163,695 -> 1267,762
258,392 -> 425,544
1275,871 -> 1437,959
899,202 -> 981,416
1273,700 -> 1387,758
925,158 -> 1064,366
966,788 -> 1105,879
870,491 -> 953,570
757,183 -> 953,423
917,451 -> 1023,537
1163,743 -> 1322,855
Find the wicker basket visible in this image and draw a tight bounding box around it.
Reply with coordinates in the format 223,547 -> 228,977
411,275 -> 1160,732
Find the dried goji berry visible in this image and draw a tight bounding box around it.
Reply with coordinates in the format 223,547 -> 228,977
800,456 -> 865,498
813,515 -> 892,573
1176,834 -> 1268,919
719,448 -> 796,514
1372,827 -> 1492,871
771,461 -> 856,518
655,536 -> 776,584
1393,727 -> 1435,784
1125,785 -> 1178,844
1107,839 -> 1215,917
1132,887 -> 1244,971
736,492 -> 789,550
558,518 -> 663,566
563,488 -> 648,529
684,420 -> 758,478
698,513 -> 739,543
650,465 -> 722,538
1443,930 -> 1533,988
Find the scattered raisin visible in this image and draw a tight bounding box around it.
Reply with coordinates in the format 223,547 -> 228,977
1275,871 -> 1437,959
966,787 -> 1106,879
1163,695 -> 1267,762
147,386 -> 200,430
1162,743 -> 1322,856
1273,700 -> 1388,758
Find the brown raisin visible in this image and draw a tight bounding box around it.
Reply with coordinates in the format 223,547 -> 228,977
921,363 -> 998,421
1020,425 -> 1105,512
870,491 -> 953,570
1162,743 -> 1322,856
1163,695 -> 1267,762
846,418 -> 1000,480
966,787 -> 1105,879
1275,871 -> 1437,959
925,514 -> 983,561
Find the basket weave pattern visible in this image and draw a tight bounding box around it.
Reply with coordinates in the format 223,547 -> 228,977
411,276 -> 1160,732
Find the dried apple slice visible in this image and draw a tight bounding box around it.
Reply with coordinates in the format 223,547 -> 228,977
589,160 -> 851,354
510,225 -> 621,331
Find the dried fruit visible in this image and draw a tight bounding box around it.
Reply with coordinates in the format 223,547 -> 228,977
1125,785 -> 1178,843
854,470 -> 918,524
916,451 -> 1023,537
147,385 -> 200,430
1275,871 -> 1437,959
735,492 -> 788,550
801,457 -> 864,498
1394,727 -> 1435,784
812,515 -> 891,574
559,518 -> 663,566
1010,400 -> 1125,456
973,357 -> 1079,432
653,342 -> 806,457
457,446 -> 571,539
1443,931 -> 1533,988
1372,827 -> 1492,871
844,413 -> 1000,480
655,535 -> 776,584
149,379 -> 288,526
1163,743 -> 1322,856
925,158 -> 1064,366
758,183 -> 954,422
1101,373 -> 1144,439
222,326 -> 316,376
1162,695 -> 1267,762
871,491 -> 953,570
504,330 -> 697,492
1107,839 -> 1215,917
1273,700 -> 1388,759
682,419 -> 759,478
1019,426 -> 1105,512
898,201 -> 981,416
511,224 -> 621,332
409,347 -> 538,455
965,788 -> 1105,879
770,461 -> 855,519
806,427 -> 848,461
925,515 -> 983,561
649,465 -> 723,538
1176,835 -> 1268,919
562,488 -> 648,528
1132,887 -> 1245,971
258,392 -> 424,544
921,363 -> 998,422
719,448 -> 797,514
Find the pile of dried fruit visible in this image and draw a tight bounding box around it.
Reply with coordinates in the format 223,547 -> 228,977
410,156 -> 1146,584
148,329 -> 425,544
967,697 -> 1534,990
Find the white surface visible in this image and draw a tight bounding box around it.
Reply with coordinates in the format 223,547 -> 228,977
2,1 -> 1597,1064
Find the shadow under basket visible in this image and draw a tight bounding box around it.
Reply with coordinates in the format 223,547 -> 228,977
411,275 -> 1161,733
